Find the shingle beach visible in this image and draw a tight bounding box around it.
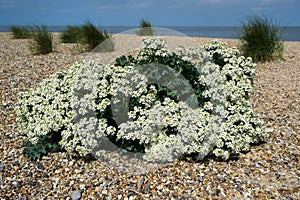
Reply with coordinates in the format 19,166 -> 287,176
0,32 -> 299,199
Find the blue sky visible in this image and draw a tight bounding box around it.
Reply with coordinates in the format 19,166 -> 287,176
0,0 -> 299,26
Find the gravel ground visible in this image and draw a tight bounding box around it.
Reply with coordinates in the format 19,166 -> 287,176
0,32 -> 299,199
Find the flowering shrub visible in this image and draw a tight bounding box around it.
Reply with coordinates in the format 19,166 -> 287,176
16,37 -> 267,162
199,41 -> 266,158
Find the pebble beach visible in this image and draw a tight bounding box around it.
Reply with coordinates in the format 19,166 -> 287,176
0,32 -> 299,199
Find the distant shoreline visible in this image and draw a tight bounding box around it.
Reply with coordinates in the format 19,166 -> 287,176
2,25 -> 300,41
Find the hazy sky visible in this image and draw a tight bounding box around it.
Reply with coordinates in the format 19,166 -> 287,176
0,0 -> 299,26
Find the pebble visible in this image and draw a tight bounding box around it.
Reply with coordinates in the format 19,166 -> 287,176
79,184 -> 85,190
265,128 -> 274,133
244,192 -> 253,198
70,190 -> 82,200
37,162 -> 44,170
196,175 -> 204,183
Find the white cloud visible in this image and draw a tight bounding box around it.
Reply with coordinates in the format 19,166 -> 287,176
254,0 -> 294,11
259,0 -> 294,4
188,0 -> 294,5
194,0 -> 240,4
0,0 -> 17,8
168,0 -> 244,8
260,0 -> 282,3
90,0 -> 153,11
135,1 -> 153,8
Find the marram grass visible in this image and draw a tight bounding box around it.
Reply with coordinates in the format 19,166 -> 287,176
239,14 -> 284,62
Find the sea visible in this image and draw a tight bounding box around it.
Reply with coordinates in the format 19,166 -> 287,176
1,26 -> 299,41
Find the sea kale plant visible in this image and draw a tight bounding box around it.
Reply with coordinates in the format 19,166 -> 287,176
16,37 -> 267,162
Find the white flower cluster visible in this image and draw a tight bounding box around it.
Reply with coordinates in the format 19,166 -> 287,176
141,37 -> 167,49
176,46 -> 207,62
118,97 -> 217,162
15,66 -> 78,145
200,40 -> 266,159
137,38 -> 172,64
15,37 -> 267,162
137,48 -> 173,64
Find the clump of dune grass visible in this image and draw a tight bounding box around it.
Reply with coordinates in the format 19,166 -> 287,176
239,14 -> 284,62
10,26 -> 33,39
60,21 -> 114,52
60,26 -> 83,43
29,25 -> 53,55
136,19 -> 154,36
81,21 -> 114,52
